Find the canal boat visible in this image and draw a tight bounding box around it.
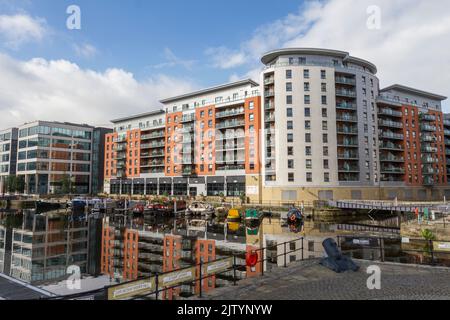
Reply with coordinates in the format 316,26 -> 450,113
244,209 -> 264,235
185,202 -> 215,217
226,209 -> 241,222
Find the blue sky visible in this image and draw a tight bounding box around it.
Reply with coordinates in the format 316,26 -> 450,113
1,0 -> 302,85
0,0 -> 449,128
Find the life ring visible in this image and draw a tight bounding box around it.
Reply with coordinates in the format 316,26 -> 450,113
246,252 -> 258,267
289,214 -> 297,222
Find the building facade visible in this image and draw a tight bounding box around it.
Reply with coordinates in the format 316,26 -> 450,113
103,48 -> 449,202
0,128 -> 18,194
104,80 -> 261,198
0,121 -> 112,195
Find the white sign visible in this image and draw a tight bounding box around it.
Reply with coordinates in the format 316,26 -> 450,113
246,186 -> 258,195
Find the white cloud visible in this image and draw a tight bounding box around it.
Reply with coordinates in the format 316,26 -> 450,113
74,43 -> 98,59
0,53 -> 197,129
0,14 -> 47,48
151,47 -> 196,70
213,0 -> 450,110
205,46 -> 247,69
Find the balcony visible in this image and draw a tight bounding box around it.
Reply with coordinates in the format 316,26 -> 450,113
423,177 -> 435,186
421,146 -> 438,153
265,114 -> 275,123
380,132 -> 404,140
337,140 -> 359,147
378,120 -> 403,129
141,152 -> 164,158
422,156 -> 438,164
264,78 -> 274,85
141,132 -> 165,140
141,162 -> 165,168
444,120 -> 450,127
378,108 -> 403,118
422,166 -> 435,175
420,124 -> 437,132
422,135 -> 437,143
264,102 -> 275,110
336,102 -> 357,110
421,114 -> 436,121
335,89 -> 356,98
337,126 -> 358,135
379,143 -> 403,151
336,114 -> 358,122
264,91 -> 275,98
141,142 -> 165,149
216,158 -> 245,164
216,120 -> 245,129
338,152 -> 359,160
445,130 -> 450,137
181,115 -> 195,123
338,165 -> 360,173
380,166 -> 405,174
216,109 -> 245,119
216,144 -> 245,152
335,77 -> 356,85
116,145 -> 126,152
380,155 -> 404,162
114,153 -> 126,161
216,164 -> 245,171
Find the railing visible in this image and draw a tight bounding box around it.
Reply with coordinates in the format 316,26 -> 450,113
378,120 -> 403,129
216,120 -> 245,129
380,132 -> 404,140
215,109 -> 245,119
379,108 -> 403,117
335,89 -> 356,97
336,102 -> 357,110
335,77 -> 356,85
336,115 -> 358,122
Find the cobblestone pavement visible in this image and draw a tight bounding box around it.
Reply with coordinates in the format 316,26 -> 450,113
201,260 -> 450,300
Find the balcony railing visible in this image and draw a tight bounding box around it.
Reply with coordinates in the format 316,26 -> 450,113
336,89 -> 357,98
264,78 -> 274,85
141,132 -> 165,140
420,124 -> 437,132
336,102 -> 357,110
380,155 -> 405,162
338,152 -> 359,160
379,143 -> 404,151
337,140 -> 359,147
378,120 -> 403,129
336,115 -> 358,122
445,130 -> 450,136
380,167 -> 405,174
265,114 -> 275,122
215,109 -> 245,119
380,132 -> 404,140
422,156 -> 438,164
378,108 -> 403,117
264,91 -> 275,97
216,120 -> 245,129
422,135 -> 437,143
421,114 -> 436,121
264,102 -> 275,110
421,146 -> 438,153
335,77 -> 356,85
338,165 -> 360,172
337,127 -> 358,135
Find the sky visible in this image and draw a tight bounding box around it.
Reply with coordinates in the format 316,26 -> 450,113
0,0 -> 450,129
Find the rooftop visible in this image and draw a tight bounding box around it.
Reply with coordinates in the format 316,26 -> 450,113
110,109 -> 166,124
260,48 -> 378,74
159,79 -> 259,104
381,84 -> 447,101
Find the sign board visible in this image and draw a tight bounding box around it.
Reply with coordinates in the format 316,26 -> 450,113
246,186 -> 258,195
108,278 -> 156,300
433,241 -> 450,252
342,237 -> 378,247
159,267 -> 196,288
401,237 -> 410,244
203,257 -> 233,276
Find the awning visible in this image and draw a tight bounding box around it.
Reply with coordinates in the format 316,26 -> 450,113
110,179 -> 121,185
145,178 -> 158,184
159,178 -> 172,184
189,177 -> 205,184
174,177 -> 188,184
226,176 -> 246,183
122,179 -> 132,185
133,178 -> 145,185
207,176 -> 225,184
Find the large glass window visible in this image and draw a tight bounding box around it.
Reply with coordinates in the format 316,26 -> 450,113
52,127 -> 72,137
38,138 -> 51,148
18,140 -> 27,149
18,151 -> 27,160
227,183 -> 245,197
73,141 -> 91,151
28,138 -> 39,148
207,183 -> 224,196
28,126 -> 39,136
27,150 -> 37,159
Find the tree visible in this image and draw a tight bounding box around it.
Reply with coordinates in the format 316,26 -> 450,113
5,175 -> 16,193
61,174 -> 72,195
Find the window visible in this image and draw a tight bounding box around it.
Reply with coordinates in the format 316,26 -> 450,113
305,146 -> 312,156
287,121 -> 293,130
321,83 -> 327,92
287,134 -> 294,143
321,96 -> 327,105
322,121 -> 328,130
287,146 -> 294,156
322,108 -> 328,117
305,133 -> 311,143
286,95 -> 293,104
305,108 -> 311,117
288,173 -> 295,182
304,69 -> 310,79
286,82 -> 292,92
288,159 -> 294,169
286,70 -> 292,79
304,95 -> 311,104
324,173 -> 330,182
306,173 -> 312,182
323,146 -> 329,156
287,108 -> 293,117
321,70 -> 326,79
305,121 -> 311,130
304,82 -> 310,91
324,159 -> 329,169
306,159 -> 312,169
323,134 -> 328,143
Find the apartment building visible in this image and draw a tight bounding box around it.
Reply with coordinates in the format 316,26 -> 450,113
0,210 -> 89,284
3,121 -> 113,195
104,80 -> 261,197
0,128 -> 18,194
104,48 -> 449,202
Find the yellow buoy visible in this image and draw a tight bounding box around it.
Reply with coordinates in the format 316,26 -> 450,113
227,209 -> 240,221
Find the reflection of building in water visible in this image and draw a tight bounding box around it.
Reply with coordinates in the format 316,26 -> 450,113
162,234 -> 216,300
1,210 -> 89,284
